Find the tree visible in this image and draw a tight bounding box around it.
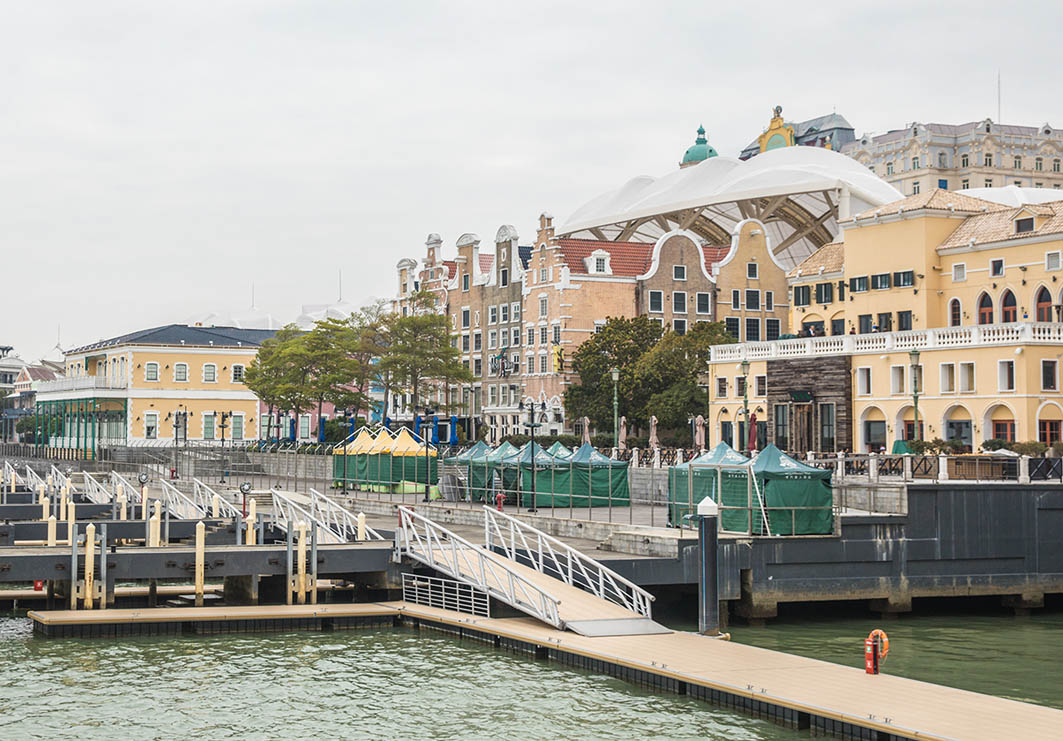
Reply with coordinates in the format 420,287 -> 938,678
303,317 -> 364,439
349,301 -> 393,423
244,325 -> 313,440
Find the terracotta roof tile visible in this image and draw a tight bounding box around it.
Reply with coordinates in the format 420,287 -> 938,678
939,200 -> 1063,250
556,238 -> 652,277
478,254 -> 494,273
702,246 -> 730,272
853,189 -> 1006,220
787,241 -> 844,278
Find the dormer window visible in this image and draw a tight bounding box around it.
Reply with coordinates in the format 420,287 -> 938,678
586,250 -> 611,275
1015,217 -> 1035,234
673,265 -> 686,280
596,257 -> 606,273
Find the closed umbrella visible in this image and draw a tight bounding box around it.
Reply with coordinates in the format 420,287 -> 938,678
432,416 -> 440,446
449,414 -> 459,444
695,414 -> 706,450
414,415 -> 422,438
649,415 -> 659,449
748,412 -> 758,452
581,416 -> 591,445
618,416 -> 627,450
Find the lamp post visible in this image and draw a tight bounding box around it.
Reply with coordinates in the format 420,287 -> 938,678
909,349 -> 922,442
217,411 -> 231,483
740,359 -> 750,454
519,400 -> 542,512
422,407 -> 435,502
342,409 -> 351,495
610,367 -> 620,448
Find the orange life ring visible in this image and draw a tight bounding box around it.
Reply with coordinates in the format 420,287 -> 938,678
868,629 -> 889,659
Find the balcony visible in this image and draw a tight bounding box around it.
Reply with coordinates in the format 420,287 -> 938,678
710,322 -> 1063,363
36,376 -> 128,393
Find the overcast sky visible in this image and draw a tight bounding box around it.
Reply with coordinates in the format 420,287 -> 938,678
4,1 -> 1062,361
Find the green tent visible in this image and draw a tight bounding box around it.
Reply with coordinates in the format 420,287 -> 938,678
668,442 -> 749,526
891,439 -> 913,454
498,442 -> 564,507
442,441 -> 491,500
547,441 -> 573,459
464,441 -> 518,502
564,443 -> 629,508
749,445 -> 833,535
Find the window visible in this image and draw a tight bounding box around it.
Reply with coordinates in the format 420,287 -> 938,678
849,276 -> 868,293
858,314 -> 872,334
461,308 -> 470,328
1002,290 -> 1017,322
746,262 -> 758,279
696,292 -> 710,314
984,153 -> 993,167
911,156 -> 920,170
877,312 -> 892,331
232,364 -> 244,382
871,273 -> 891,290
489,305 -> 498,324
1055,159 -> 1062,173
774,405 -> 789,450
673,265 -> 686,280
527,328 -> 535,346
1014,156 -> 1022,169
539,267 -> 547,283
145,362 -> 159,382
765,291 -> 774,311
952,264 -> 966,282
744,290 -> 759,310
988,260 -> 1005,280
949,298 -> 962,326
912,181 -> 920,195
959,362 -> 975,393
890,366 -> 905,395
893,270 -> 914,288
977,293 -> 993,324
940,363 -> 956,393
725,317 -> 740,339
488,385 -> 497,406
819,403 -> 836,451
1039,420 -> 1062,445
937,152 -> 946,168
716,377 -> 727,397
649,290 -> 663,313
766,318 -> 781,340
552,325 -> 561,344
897,310 -> 913,331
1048,252 -> 1062,272
961,179 -> 969,190
511,354 -> 520,375
745,317 -> 760,341
500,304 -> 509,323
815,282 -> 833,304
985,178 -> 993,188
793,285 -> 811,306
755,375 -> 766,396
539,297 -> 547,317
174,363 -> 188,382
539,326 -> 548,344
886,161 -> 894,175
1043,360 -> 1058,391
500,268 -> 509,287
731,289 -> 741,309
673,291 -> 687,314
299,414 -> 311,439
512,328 -> 520,347
462,334 -> 470,352
203,413 -> 215,440
462,273 -> 470,291
856,367 -> 871,396
998,360 -> 1015,392
735,377 -> 747,396
961,153 -> 969,168
1036,287 -> 1053,321
1035,157 -> 1044,172
673,319 -> 687,335
144,412 -> 158,440
993,420 -> 1015,442
487,330 -> 497,350
539,355 -> 547,373
831,318 -> 844,336
1015,217 -> 1034,234
595,257 -> 606,273
474,358 -> 482,376
203,364 -> 217,383
231,415 -> 244,441
512,302 -> 521,321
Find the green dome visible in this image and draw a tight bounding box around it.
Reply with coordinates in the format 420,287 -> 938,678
681,125 -> 718,165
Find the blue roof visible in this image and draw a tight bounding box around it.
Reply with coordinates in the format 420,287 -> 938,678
70,324 -> 278,353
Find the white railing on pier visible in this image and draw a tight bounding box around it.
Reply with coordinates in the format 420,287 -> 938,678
397,506 -> 562,630
111,470 -> 143,504
191,478 -> 241,519
158,478 -> 208,520
24,465 -> 46,491
3,461 -> 21,488
401,572 -> 490,618
270,489 -> 344,545
82,472 -> 113,505
49,465 -> 72,493
483,506 -> 654,619
307,488 -> 384,542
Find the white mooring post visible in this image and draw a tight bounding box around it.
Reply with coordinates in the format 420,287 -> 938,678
194,521 -> 205,607
296,522 -> 308,605
84,524 -> 96,610
47,515 -> 57,547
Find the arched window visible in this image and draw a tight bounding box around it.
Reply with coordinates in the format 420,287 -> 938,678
1036,287 -> 1053,322
1001,290 -> 1017,322
977,293 -> 994,325
949,298 -> 962,327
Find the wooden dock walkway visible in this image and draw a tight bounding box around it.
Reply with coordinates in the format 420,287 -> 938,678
26,601 -> 1063,740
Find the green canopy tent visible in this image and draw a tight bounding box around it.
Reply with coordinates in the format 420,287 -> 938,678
668,442 -> 749,526
891,439 -> 913,454
464,441 -> 518,502
564,443 -> 629,508
497,442 -> 562,506
547,441 -> 573,459
748,445 -> 833,535
441,441 -> 491,501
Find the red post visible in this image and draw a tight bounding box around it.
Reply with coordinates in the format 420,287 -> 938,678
33,580 -> 44,592
495,492 -> 505,512
864,636 -> 878,674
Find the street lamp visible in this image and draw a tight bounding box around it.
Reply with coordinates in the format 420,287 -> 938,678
740,359 -> 750,454
422,407 -> 435,502
909,349 -> 922,442
519,399 -> 542,512
610,367 -> 620,448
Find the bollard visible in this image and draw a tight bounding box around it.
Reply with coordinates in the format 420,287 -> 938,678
69,524 -> 79,611
84,523 -> 96,610
211,494 -> 220,518
296,522 -> 307,605
285,525 -> 294,606
47,515 -> 57,547
246,500 -> 257,545
41,493 -> 49,521
149,510 -> 161,547
310,523 -> 318,606
697,496 -> 720,636
59,490 -> 67,521
99,524 -> 108,607
67,498 -> 75,524
116,482 -> 123,504
67,501 -> 76,544
118,494 -> 127,521
356,512 -> 366,542
194,521 -> 205,607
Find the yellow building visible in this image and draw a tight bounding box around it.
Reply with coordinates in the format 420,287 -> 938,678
711,188 -> 1063,453
34,324 -> 275,457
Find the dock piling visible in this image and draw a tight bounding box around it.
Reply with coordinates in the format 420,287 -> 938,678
286,525 -> 294,606
69,524 -> 79,611
297,522 -> 307,605
84,524 -> 95,610
67,501 -> 75,544
47,515 -> 56,547
194,521 -> 205,607
211,494 -> 220,518
40,491 -> 48,521
698,496 -> 720,637
357,512 -> 366,542
100,524 -> 108,607
118,494 -> 127,521
310,522 -> 318,606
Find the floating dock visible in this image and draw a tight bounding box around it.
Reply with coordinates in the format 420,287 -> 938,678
27,601 -> 1063,741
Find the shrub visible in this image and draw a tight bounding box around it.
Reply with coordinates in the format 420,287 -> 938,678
1010,441 -> 1048,457
979,438 -> 1010,452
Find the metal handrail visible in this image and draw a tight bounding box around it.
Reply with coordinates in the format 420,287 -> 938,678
397,506 -> 562,629
270,489 -> 344,544
158,478 -> 208,519
111,470 -> 144,504
82,472 -> 113,505
482,506 -> 654,618
401,572 -> 490,618
307,488 -> 384,541
3,460 -> 20,488
49,465 -> 72,492
24,465 -> 46,491
191,479 -> 241,519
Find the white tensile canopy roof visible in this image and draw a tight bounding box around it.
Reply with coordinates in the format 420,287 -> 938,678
958,185 -> 1063,208
559,146 -> 901,268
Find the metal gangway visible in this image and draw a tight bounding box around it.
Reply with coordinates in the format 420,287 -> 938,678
397,506 -> 563,629
49,465 -> 74,494
24,465 -> 47,492
2,460 -> 22,490
82,472 -> 113,505
307,488 -> 384,542
270,489 -> 378,545
191,478 -> 241,519
483,506 -> 654,619
158,478 -> 209,520
111,470 -> 144,506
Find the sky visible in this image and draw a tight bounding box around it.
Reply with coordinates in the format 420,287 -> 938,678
4,1 -> 1062,361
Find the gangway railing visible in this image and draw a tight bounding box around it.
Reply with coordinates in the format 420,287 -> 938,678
191,479 -> 241,519
159,478 -> 208,520
24,465 -> 46,491
401,572 -> 490,618
3,461 -> 21,489
270,489 -> 344,545
483,506 -> 654,619
307,488 -> 384,541
111,471 -> 144,505
397,506 -> 562,630
82,472 -> 113,505
50,465 -> 73,493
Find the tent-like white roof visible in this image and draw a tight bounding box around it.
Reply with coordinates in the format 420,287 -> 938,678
558,146 -> 901,268
955,185 -> 1063,208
